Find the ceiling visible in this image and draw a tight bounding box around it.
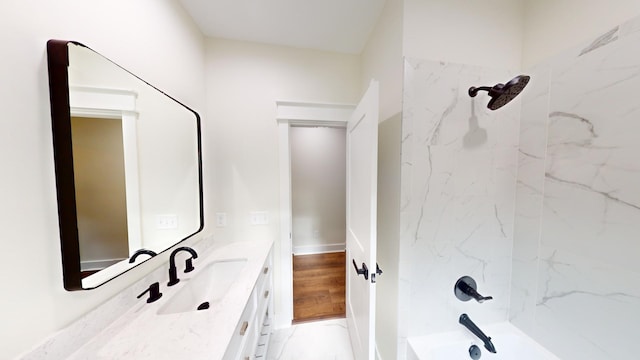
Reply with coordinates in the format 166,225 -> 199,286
178,0 -> 387,54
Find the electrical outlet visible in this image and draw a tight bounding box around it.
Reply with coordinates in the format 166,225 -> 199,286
216,212 -> 227,227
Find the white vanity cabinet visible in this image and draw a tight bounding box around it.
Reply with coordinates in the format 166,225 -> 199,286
223,250 -> 273,360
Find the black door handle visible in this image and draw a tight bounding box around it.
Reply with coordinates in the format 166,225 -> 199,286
352,259 -> 369,280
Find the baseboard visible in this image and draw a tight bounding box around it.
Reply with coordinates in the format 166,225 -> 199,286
292,243 -> 345,255
81,258 -> 127,271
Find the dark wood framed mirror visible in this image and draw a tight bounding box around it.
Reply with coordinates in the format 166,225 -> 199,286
47,40 -> 204,290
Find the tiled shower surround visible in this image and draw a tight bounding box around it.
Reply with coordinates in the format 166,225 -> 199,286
400,15 -> 640,360
398,58 -> 521,353
511,16 -> 640,360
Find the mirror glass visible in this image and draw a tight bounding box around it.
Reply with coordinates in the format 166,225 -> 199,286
47,40 -> 203,290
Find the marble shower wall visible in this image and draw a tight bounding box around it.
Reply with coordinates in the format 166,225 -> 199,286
398,59 -> 521,347
510,16 -> 640,360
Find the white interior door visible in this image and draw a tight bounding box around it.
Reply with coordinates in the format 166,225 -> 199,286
346,80 -> 379,360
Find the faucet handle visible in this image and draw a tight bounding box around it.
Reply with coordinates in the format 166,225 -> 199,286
455,276 -> 493,303
185,258 -> 195,273
137,282 -> 163,303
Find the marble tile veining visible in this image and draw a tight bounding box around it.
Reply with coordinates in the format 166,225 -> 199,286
266,319 -> 353,360
509,63 -> 550,333
399,58 -> 520,344
578,26 -> 619,57
510,13 -> 640,360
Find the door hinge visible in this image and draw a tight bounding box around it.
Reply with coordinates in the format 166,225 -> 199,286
372,263 -> 382,283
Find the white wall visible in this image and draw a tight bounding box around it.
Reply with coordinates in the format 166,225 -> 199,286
290,127 -> 346,254
205,38 -> 361,244
522,0 -> 640,67
375,114 -> 402,360
204,37 -> 361,327
0,1 -> 206,358
403,0 -> 525,69
361,0 -> 404,122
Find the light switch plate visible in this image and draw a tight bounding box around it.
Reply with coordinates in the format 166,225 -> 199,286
156,215 -> 178,229
250,211 -> 268,225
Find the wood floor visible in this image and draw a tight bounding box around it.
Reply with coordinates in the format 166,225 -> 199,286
293,251 -> 346,323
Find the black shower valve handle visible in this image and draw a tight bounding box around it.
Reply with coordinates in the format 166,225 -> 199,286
455,276 -> 493,303
460,280 -> 493,303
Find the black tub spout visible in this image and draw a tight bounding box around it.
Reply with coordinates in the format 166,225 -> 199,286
459,313 -> 496,354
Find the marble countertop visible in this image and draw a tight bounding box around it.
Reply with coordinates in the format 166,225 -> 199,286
66,239 -> 273,360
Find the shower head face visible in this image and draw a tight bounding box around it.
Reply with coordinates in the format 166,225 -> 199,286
486,75 -> 530,110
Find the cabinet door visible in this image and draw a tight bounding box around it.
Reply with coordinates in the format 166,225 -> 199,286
225,250 -> 274,360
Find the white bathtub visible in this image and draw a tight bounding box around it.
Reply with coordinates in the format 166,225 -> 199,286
407,322 -> 559,360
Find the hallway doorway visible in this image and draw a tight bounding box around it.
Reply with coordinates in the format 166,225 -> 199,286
275,100 -> 355,328
289,125 -> 347,323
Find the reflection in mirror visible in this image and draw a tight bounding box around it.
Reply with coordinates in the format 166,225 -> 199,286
47,40 -> 204,290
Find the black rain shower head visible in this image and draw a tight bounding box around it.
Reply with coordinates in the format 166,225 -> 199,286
468,75 -> 530,110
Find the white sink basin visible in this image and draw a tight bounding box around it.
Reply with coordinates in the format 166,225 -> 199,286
158,258 -> 247,315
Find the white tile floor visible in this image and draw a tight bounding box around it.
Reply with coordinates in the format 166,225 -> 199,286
266,319 -> 354,360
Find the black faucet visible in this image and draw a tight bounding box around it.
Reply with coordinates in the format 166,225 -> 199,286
129,249 -> 157,263
459,313 -> 496,354
167,246 -> 198,286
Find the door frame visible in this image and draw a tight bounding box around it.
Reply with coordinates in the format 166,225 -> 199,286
274,101 -> 355,329
69,86 -> 142,259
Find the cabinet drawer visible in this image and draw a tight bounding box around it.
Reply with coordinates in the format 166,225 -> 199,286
224,248 -> 273,360
223,289 -> 256,360
254,253 -> 272,297
254,307 -> 271,358
256,283 -> 271,327
240,324 -> 257,360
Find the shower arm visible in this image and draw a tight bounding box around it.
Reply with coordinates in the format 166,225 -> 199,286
468,85 -> 501,97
